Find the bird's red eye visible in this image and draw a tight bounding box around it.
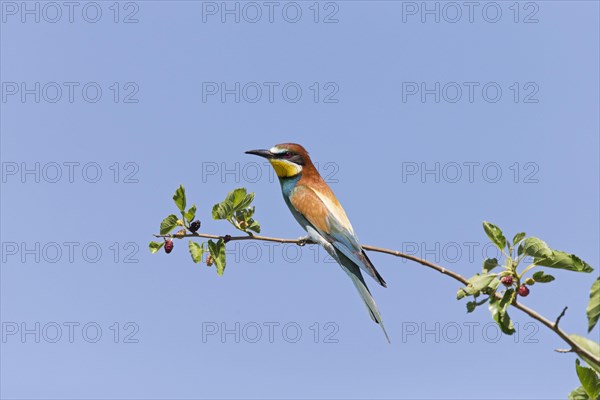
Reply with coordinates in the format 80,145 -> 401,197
283,152 -> 293,159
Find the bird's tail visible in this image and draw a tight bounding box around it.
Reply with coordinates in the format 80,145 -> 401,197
338,252 -> 390,343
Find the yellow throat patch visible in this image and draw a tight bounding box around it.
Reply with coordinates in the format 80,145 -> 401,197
269,159 -> 302,178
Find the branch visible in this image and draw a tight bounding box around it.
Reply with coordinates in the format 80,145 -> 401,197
155,232 -> 600,368
154,233 -> 469,285
156,232 -> 313,244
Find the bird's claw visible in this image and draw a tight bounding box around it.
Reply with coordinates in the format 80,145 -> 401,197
297,236 -> 310,246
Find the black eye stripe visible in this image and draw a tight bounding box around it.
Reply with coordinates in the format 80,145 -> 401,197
275,151 -> 304,165
291,154 -> 305,166
276,151 -> 293,158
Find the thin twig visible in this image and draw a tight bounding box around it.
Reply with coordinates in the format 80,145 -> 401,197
555,306 -> 568,328
154,231 -> 600,368
154,233 -> 468,284
555,348 -> 573,354
154,232 -> 315,245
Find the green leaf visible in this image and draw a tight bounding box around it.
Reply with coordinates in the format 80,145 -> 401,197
238,192 -> 255,210
208,239 -> 226,276
587,278 -> 600,333
483,258 -> 499,273
488,289 -> 515,335
226,188 -> 246,207
487,277 -> 501,294
570,335 -> 600,374
160,214 -> 179,235
483,221 -> 507,251
466,301 -> 476,313
226,188 -> 249,210
212,201 -> 233,220
466,297 -> 489,313
226,188 -> 254,211
185,204 -> 197,223
570,385 -> 592,400
458,274 -> 496,298
478,297 -> 490,306
522,237 -> 553,259
532,270 -> 556,283
246,219 -> 261,233
173,185 -> 186,212
188,241 -> 204,263
535,250 -> 594,273
231,207 -> 261,234
466,274 -> 496,295
234,206 -> 254,221
512,232 -> 526,246
569,386 -> 592,400
149,241 -> 164,254
207,239 -> 217,257
576,359 -> 600,399
213,189 -> 260,232
569,385 -> 591,400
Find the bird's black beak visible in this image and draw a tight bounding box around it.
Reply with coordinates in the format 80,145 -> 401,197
245,149 -> 274,159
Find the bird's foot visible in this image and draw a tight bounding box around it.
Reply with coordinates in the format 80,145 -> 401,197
297,236 -> 311,246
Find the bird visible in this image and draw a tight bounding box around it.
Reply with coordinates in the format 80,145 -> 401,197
245,143 -> 390,342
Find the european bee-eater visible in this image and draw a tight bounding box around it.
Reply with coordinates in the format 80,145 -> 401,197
246,143 -> 389,342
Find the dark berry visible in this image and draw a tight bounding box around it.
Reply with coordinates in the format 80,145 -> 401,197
164,240 -> 174,254
190,220 -> 201,233
501,276 -> 513,286
223,234 -> 231,243
518,284 -> 530,297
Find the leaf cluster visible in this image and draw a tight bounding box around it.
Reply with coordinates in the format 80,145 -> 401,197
149,186 -> 260,276
458,222 -> 599,397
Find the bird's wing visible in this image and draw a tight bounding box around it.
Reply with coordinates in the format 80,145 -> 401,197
289,184 -> 387,287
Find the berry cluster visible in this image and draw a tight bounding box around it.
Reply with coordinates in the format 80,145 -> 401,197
163,219 -> 202,254
500,275 -> 530,297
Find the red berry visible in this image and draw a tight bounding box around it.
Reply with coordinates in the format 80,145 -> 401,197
501,276 -> 513,286
164,240 -> 174,254
518,284 -> 530,297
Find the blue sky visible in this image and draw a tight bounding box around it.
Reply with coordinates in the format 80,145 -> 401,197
1,1 -> 599,399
